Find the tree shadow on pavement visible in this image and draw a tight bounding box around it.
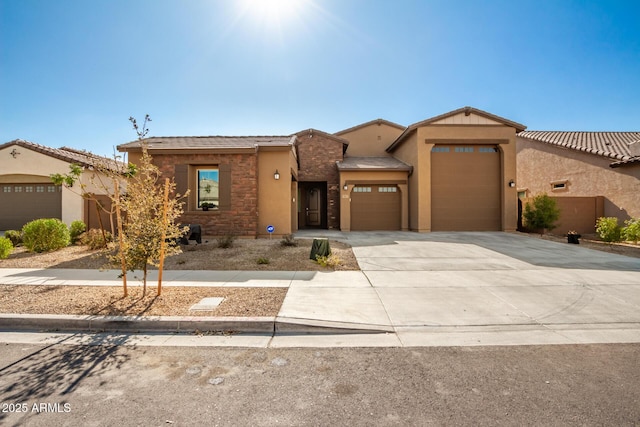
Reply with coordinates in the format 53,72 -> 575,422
0,333 -> 132,424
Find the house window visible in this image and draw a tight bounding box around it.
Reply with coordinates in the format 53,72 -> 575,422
353,187 -> 372,193
455,146 -> 474,153
551,180 -> 568,192
2,186 -> 11,193
431,146 -> 450,152
197,168 -> 219,209
378,187 -> 397,193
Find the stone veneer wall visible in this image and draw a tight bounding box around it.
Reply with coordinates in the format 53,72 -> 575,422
153,152 -> 259,237
296,132 -> 344,229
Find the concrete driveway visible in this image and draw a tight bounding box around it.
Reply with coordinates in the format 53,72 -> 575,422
282,231 -> 640,346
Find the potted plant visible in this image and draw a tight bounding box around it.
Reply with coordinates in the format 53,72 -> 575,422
201,202 -> 213,211
567,230 -> 581,244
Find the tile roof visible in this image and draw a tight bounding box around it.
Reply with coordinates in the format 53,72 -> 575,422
0,139 -> 124,172
518,131 -> 640,163
337,156 -> 412,171
118,135 -> 296,151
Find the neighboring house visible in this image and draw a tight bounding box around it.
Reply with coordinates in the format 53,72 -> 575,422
118,107 -> 525,236
0,139 -> 123,231
517,132 -> 640,234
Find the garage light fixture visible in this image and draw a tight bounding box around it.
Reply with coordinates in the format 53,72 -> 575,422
509,180 -> 516,188
343,183 -> 348,191
274,170 -> 280,180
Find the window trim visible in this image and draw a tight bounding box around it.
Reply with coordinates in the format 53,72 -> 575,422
550,180 -> 569,192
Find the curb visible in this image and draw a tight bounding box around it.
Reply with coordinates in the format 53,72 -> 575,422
0,314 -> 392,335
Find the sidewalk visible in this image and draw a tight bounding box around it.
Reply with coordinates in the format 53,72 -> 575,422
1,231 -> 640,348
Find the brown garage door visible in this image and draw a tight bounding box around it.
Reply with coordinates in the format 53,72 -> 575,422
0,183 -> 62,230
351,185 -> 401,231
431,145 -> 501,231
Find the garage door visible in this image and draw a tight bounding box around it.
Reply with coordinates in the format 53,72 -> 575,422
0,183 -> 62,230
431,145 -> 501,231
351,185 -> 401,231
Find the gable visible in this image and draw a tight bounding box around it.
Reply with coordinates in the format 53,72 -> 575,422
336,119 -> 405,157
429,111 -> 505,126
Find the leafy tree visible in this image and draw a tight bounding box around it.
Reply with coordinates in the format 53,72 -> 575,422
523,193 -> 560,234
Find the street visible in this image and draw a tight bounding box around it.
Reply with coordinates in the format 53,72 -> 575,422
1,339 -> 639,426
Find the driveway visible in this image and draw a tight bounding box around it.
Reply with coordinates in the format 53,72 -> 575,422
281,231 -> 640,346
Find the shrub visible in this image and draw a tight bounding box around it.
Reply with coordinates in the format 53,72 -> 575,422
257,257 -> 270,265
217,235 -> 236,249
79,229 -> 113,250
595,217 -> 622,243
622,218 -> 640,244
69,220 -> 87,244
0,237 -> 13,259
280,234 -> 298,247
523,194 -> 560,233
22,218 -> 71,253
3,230 -> 22,246
316,253 -> 342,268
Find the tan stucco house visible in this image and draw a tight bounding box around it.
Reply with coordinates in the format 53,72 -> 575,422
0,139 -> 122,231
118,107 -> 525,237
517,132 -> 640,234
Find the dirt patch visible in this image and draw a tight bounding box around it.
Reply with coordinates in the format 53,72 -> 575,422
534,233 -> 640,259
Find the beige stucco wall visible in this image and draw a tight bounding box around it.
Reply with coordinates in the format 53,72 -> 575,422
517,137 -> 640,221
390,123 -> 519,232
340,123 -> 404,157
0,145 -> 115,226
257,147 -> 297,236
338,170 -> 409,232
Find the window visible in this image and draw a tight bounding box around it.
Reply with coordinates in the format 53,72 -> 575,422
378,187 -> 397,193
353,187 -> 371,193
431,146 -> 450,152
197,168 -> 219,209
551,180 -> 568,192
455,146 -> 474,153
25,186 -> 33,193
2,186 -> 10,193
14,186 -> 22,193
47,185 -> 57,193
36,186 -> 45,193
479,147 -> 498,153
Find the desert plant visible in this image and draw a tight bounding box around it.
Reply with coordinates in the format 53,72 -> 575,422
69,220 -> 87,244
217,235 -> 236,249
80,228 -> 113,250
523,193 -> 560,233
596,217 -> 622,243
315,253 -> 342,268
0,237 -> 13,259
21,218 -> 71,253
280,234 -> 298,247
622,218 -> 640,244
3,230 -> 22,246
257,257 -> 270,265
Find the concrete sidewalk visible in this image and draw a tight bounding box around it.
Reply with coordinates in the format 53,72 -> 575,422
1,232 -> 640,347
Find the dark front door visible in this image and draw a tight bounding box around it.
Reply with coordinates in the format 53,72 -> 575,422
306,187 -> 321,226
299,182 -> 327,229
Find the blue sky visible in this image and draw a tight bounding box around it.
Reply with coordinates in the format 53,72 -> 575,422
1,0 -> 639,157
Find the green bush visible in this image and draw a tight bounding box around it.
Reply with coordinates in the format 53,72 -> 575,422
80,229 -> 112,250
21,218 -> 71,253
3,230 -> 22,246
595,217 -> 622,243
69,220 -> 87,244
523,194 -> 560,233
622,218 -> 640,244
316,253 -> 342,268
0,237 -> 13,259
257,257 -> 270,265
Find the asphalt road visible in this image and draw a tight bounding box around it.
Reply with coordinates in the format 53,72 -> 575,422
1,341 -> 639,426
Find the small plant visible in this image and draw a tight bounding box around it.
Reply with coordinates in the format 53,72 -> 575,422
3,230 -> 22,246
0,237 -> 13,259
69,220 -> 87,244
315,253 -> 342,268
523,193 -> 560,233
80,228 -> 113,250
596,217 -> 622,243
257,257 -> 270,265
622,218 -> 640,244
280,234 -> 298,247
22,218 -> 71,253
217,235 -> 236,249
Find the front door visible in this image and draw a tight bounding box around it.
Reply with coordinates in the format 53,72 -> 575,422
306,187 -> 322,226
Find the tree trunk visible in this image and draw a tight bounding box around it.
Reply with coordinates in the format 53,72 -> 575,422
157,178 -> 170,296
114,180 -> 128,297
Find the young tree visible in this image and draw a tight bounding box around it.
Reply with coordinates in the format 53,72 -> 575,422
117,116 -> 188,295
523,193 -> 560,234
